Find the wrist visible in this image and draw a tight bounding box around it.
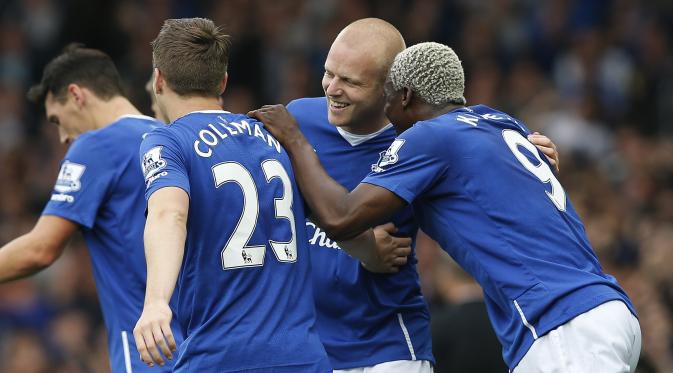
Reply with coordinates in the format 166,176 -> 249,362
284,135 -> 311,155
144,293 -> 170,307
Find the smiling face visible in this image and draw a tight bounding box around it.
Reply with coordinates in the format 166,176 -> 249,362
44,91 -> 88,144
321,38 -> 389,134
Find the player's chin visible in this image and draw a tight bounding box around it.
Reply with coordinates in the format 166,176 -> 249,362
327,109 -> 351,127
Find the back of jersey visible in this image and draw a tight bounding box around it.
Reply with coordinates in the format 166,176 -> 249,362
363,104 -> 634,367
140,111 -> 329,372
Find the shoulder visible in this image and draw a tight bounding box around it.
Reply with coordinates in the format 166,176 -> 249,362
396,110 -> 478,160
76,115 -> 161,148
61,130 -> 117,174
464,105 -> 530,133
287,97 -> 326,112
287,97 -> 327,120
287,97 -> 327,125
410,106 -> 501,139
141,125 -> 179,150
400,116 -> 450,145
220,112 -> 262,126
64,127 -> 110,163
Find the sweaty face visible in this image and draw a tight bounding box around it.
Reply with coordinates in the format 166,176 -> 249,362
44,92 -> 85,144
321,41 -> 387,134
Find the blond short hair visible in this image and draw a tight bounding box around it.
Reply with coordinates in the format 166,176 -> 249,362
388,42 -> 466,106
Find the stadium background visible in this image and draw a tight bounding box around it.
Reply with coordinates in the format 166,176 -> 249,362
1,0 -> 672,371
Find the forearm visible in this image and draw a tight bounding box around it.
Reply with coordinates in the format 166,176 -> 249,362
285,137 -> 368,238
0,234 -> 54,282
0,215 -> 75,282
251,105 -> 403,239
336,229 -> 377,263
143,209 -> 186,305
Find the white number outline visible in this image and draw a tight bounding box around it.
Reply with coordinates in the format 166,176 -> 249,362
213,162 -> 265,269
212,160 -> 297,270
502,129 -> 567,211
262,159 -> 297,263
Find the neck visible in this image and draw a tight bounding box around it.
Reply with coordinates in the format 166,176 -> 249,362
160,93 -> 223,123
416,103 -> 463,123
89,96 -> 142,129
339,115 -> 389,136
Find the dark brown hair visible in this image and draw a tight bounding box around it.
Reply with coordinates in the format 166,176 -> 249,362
151,18 -> 231,97
27,43 -> 124,104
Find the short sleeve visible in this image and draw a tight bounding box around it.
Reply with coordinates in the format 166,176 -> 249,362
140,129 -> 190,201
42,135 -> 118,228
362,125 -> 446,204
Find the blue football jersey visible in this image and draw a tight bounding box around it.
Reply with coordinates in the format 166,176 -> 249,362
140,110 -> 330,372
42,115 -> 182,373
287,98 -> 433,369
363,105 -> 636,368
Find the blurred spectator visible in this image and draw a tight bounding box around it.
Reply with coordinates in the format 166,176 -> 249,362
417,235 -> 507,373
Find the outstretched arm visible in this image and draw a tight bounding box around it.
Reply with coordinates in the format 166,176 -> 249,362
0,216 -> 77,282
249,105 -> 407,241
134,187 -> 187,367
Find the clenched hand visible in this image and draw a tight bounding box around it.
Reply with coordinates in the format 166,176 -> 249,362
362,223 -> 412,273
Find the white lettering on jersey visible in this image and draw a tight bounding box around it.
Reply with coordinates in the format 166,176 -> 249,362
230,120 -> 252,136
481,113 -> 505,121
193,117 -> 281,158
372,139 -> 405,173
456,114 -> 479,126
305,221 -> 341,250
141,146 -> 167,186
54,161 -> 86,193
50,193 -> 75,203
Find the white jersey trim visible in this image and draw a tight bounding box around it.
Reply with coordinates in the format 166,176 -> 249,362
121,330 -> 133,373
337,123 -> 393,147
118,114 -> 156,122
514,300 -> 539,339
397,313 -> 417,360
187,110 -> 231,114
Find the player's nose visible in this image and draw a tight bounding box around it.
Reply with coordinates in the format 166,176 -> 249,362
324,79 -> 343,97
59,131 -> 72,145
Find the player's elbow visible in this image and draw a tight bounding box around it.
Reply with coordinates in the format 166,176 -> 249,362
30,240 -> 63,269
315,203 -> 369,241
319,217 -> 359,242
151,207 -> 188,231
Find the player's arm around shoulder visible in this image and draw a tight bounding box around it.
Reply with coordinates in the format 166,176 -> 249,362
0,215 -> 78,282
250,104 -> 408,243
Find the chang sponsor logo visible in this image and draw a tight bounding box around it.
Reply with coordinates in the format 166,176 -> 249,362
305,221 -> 341,250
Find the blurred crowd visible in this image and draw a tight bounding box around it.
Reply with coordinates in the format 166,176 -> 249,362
1,0 -> 672,372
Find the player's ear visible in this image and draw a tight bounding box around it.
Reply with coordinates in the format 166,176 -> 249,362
68,84 -> 85,108
401,87 -> 413,109
153,67 -> 164,95
219,72 -> 228,96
